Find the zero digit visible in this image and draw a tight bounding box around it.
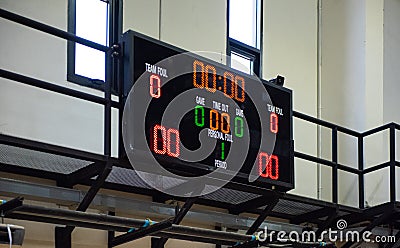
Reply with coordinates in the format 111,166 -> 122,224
234,116 -> 244,138
258,152 -> 280,180
195,105 -> 205,127
258,152 -> 269,178
205,65 -> 217,92
235,75 -> 245,102
167,128 -> 180,157
220,113 -> 230,134
193,60 -> 205,88
152,125 -> 180,158
270,113 -> 278,134
153,125 -> 167,154
223,71 -> 235,98
149,74 -> 161,98
210,109 -> 219,131
268,155 -> 279,180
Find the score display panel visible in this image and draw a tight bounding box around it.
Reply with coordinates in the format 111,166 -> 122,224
122,31 -> 294,192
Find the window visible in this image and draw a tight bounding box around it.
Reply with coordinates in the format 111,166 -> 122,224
227,0 -> 262,76
67,0 -> 121,90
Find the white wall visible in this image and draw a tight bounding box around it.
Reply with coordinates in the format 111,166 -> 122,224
383,0 -> 400,202
319,0 -> 400,207
383,0 -> 400,125
160,0 -> 226,55
263,0 -> 319,198
123,0 -> 159,38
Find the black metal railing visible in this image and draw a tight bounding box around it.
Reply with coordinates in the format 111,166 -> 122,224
0,8 -> 115,159
294,111 -> 399,208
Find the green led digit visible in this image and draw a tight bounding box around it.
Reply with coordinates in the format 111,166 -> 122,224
221,142 -> 225,160
194,105 -> 205,127
235,116 -> 244,137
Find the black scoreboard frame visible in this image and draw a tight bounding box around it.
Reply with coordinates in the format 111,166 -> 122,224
121,30 -> 294,192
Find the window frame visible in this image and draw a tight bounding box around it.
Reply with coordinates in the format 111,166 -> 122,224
67,0 -> 122,91
227,0 -> 263,77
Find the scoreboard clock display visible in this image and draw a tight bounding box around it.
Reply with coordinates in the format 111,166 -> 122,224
122,31 -> 294,192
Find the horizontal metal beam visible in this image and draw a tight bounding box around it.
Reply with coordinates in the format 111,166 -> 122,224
362,122 -> 395,137
0,134 -> 108,164
363,161 -> 391,174
295,151 -> 361,174
7,204 -> 253,243
0,8 -> 109,52
0,69 -> 119,108
0,178 -> 304,233
154,232 -> 235,246
293,111 -> 360,137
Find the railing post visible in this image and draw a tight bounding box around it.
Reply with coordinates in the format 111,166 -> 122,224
358,136 -> 365,209
104,48 -> 113,157
389,124 -> 396,203
332,127 -> 338,204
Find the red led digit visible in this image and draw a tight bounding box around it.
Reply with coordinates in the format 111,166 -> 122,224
167,128 -> 180,157
193,60 -> 204,88
205,65 -> 217,92
235,75 -> 245,102
258,152 -> 279,180
223,71 -> 235,98
258,152 -> 269,178
220,113 -> 230,134
153,125 -> 167,154
268,155 -> 279,180
270,113 -> 278,134
210,110 -> 219,131
149,75 -> 161,98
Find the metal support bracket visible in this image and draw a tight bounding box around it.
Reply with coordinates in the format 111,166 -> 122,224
246,193 -> 280,235
315,208 -> 338,237
110,219 -> 173,247
229,240 -> 258,248
153,197 -> 197,248
0,197 -> 23,216
59,161 -> 105,188
229,190 -> 277,215
55,161 -> 113,248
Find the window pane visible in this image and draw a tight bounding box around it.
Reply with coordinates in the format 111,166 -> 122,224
231,52 -> 252,74
229,0 -> 260,48
75,0 -> 108,80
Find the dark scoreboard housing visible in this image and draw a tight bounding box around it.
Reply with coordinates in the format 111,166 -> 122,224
121,30 -> 294,192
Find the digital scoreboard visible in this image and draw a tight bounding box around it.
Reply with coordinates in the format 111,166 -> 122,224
122,31 -> 294,193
